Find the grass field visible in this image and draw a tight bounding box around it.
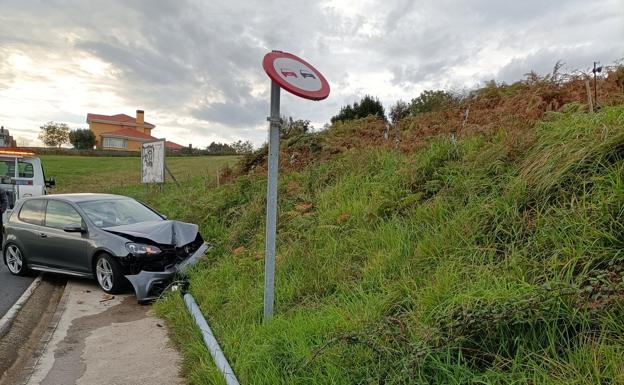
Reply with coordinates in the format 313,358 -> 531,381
40,155 -> 239,193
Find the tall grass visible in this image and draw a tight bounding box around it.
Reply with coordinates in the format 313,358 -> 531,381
144,107 -> 624,384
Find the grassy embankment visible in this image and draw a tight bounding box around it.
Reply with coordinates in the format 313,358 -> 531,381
41,155 -> 239,193
141,106 -> 624,384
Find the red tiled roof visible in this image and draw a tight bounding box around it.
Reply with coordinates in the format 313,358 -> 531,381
100,128 -> 157,141
87,113 -> 155,128
165,141 -> 184,150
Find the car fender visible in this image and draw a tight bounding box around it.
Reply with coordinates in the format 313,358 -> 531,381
89,246 -> 124,269
3,232 -> 22,253
86,228 -> 130,262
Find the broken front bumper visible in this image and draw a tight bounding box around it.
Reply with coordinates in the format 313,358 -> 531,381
124,242 -> 209,303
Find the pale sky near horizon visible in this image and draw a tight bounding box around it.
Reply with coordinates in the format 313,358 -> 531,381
1,0 -> 622,148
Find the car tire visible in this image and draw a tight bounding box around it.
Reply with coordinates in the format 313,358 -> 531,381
4,243 -> 29,276
94,254 -> 127,294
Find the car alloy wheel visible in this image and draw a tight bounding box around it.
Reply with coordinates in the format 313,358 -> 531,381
6,244 -> 24,274
96,257 -> 114,291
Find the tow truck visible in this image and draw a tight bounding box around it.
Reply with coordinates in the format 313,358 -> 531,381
0,149 -> 55,208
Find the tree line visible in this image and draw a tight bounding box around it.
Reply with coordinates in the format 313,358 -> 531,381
36,122 -> 254,155
330,90 -> 457,125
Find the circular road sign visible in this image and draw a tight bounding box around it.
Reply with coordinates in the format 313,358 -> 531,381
262,51 -> 330,101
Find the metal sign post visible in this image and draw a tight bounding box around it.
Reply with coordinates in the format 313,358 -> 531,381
263,81 -> 280,320
261,51 -> 330,321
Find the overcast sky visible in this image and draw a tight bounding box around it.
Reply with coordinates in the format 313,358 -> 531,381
1,0 -> 622,148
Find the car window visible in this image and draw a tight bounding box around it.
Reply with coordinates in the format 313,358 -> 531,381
18,161 -> 34,178
78,198 -> 163,228
45,200 -> 83,229
18,199 -> 46,225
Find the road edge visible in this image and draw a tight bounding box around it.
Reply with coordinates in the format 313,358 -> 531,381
18,280 -> 71,385
0,275 -> 42,338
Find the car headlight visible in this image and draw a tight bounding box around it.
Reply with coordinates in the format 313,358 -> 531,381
126,243 -> 161,256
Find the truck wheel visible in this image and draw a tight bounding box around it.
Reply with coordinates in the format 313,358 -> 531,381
94,254 -> 127,294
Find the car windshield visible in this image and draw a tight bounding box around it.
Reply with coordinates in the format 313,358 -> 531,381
78,198 -> 163,228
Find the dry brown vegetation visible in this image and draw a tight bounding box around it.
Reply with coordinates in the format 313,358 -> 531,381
238,64 -> 624,175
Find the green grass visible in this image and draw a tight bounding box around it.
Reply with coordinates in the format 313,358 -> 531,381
122,107 -> 624,384
40,155 -> 239,193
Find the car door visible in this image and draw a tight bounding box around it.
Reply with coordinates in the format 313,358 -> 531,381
41,200 -> 90,273
14,199 -> 47,264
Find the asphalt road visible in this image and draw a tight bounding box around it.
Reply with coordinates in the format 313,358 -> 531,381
0,261 -> 34,319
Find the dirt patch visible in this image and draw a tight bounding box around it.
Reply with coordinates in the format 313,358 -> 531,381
0,275 -> 66,385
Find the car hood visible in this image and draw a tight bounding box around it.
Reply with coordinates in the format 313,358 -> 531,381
103,220 -> 199,247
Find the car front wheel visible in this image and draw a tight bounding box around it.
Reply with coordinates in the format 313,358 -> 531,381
4,243 -> 29,276
94,254 -> 126,294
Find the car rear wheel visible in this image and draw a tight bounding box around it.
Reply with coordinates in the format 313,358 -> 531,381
5,244 -> 29,276
94,254 -> 126,294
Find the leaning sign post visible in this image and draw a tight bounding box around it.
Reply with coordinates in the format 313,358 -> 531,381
261,51 -> 330,320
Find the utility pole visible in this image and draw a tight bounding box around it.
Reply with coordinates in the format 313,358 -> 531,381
592,61 -> 602,110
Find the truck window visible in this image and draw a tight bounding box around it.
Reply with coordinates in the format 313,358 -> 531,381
18,199 -> 46,226
0,160 -> 15,178
18,161 -> 34,178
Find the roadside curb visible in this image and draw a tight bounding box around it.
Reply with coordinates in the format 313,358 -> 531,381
20,280 -> 71,385
0,275 -> 43,339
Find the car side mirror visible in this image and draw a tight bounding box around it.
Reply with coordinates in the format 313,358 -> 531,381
63,223 -> 86,233
45,177 -> 56,188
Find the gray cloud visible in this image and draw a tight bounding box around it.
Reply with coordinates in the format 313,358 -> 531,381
0,0 -> 622,147
192,98 -> 267,128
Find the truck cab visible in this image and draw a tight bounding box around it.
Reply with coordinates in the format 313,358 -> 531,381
0,149 -> 55,208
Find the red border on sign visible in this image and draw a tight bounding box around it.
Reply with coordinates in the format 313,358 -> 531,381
262,51 -> 330,101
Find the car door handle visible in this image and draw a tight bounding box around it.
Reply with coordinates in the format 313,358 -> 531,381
39,233 -> 48,238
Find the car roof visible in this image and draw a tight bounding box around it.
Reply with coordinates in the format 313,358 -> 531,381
24,193 -> 131,203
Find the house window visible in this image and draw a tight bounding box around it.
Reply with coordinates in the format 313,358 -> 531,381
103,137 -> 127,149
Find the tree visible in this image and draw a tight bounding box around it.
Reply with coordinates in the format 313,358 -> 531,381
206,142 -> 236,155
68,128 -> 96,150
279,117 -> 312,138
389,100 -> 410,125
409,90 -> 455,115
331,104 -> 355,123
38,121 -> 70,148
230,140 -> 254,154
331,95 -> 386,123
357,95 -> 386,121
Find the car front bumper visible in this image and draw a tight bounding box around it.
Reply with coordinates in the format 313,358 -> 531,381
124,242 -> 209,303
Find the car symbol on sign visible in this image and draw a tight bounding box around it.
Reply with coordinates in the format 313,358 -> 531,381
280,68 -> 297,78
300,69 -> 316,79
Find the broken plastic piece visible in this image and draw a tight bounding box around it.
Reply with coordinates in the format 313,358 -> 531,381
125,242 -> 209,303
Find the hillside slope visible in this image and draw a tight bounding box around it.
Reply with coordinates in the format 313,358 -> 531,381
147,106 -> 624,384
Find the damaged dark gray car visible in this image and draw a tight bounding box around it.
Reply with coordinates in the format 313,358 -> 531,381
2,193 -> 208,303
